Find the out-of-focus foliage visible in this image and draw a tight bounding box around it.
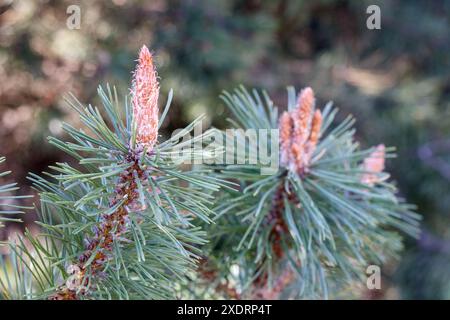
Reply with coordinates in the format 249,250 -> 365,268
1,0 -> 449,298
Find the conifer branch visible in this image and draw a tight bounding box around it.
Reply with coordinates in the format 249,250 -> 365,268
1,46 -> 228,300
1,53 -> 422,300
195,86 -> 421,299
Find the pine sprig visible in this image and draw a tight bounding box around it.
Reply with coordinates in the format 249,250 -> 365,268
1,52 -> 422,300
41,91 -> 218,298
197,86 -> 421,299
0,46 -> 228,300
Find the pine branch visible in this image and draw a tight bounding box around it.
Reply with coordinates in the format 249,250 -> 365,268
48,150 -> 153,299
1,51 -> 422,300
1,46 -> 227,300
196,86 -> 421,299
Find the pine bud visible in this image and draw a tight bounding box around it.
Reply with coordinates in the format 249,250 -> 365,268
294,87 -> 315,145
304,109 -> 322,167
131,45 -> 159,152
361,144 -> 386,186
279,87 -> 322,175
279,111 -> 293,167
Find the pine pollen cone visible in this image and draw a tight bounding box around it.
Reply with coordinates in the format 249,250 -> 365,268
361,144 -> 386,186
131,45 -> 160,152
278,87 -> 323,175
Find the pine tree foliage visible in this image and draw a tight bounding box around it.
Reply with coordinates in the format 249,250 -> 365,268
0,47 -> 228,300
1,48 -> 421,300
0,157 -> 31,225
192,86 -> 421,299
0,157 -> 34,299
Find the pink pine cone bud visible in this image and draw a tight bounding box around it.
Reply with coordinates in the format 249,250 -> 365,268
293,87 -> 315,147
131,45 -> 160,152
278,87 -> 322,175
279,111 -> 293,167
361,144 -> 386,186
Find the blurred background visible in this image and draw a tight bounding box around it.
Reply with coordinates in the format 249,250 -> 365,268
0,0 -> 449,299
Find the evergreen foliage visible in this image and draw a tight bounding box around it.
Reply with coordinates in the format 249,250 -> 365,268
0,49 -> 227,300
0,157 -> 33,299
191,86 -> 421,299
1,0 -> 447,300
0,48 -> 421,300
0,157 -> 28,227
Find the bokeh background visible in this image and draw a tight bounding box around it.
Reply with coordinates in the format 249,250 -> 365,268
1,0 -> 449,299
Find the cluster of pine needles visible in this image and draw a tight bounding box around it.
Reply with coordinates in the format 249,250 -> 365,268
0,46 -> 420,300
